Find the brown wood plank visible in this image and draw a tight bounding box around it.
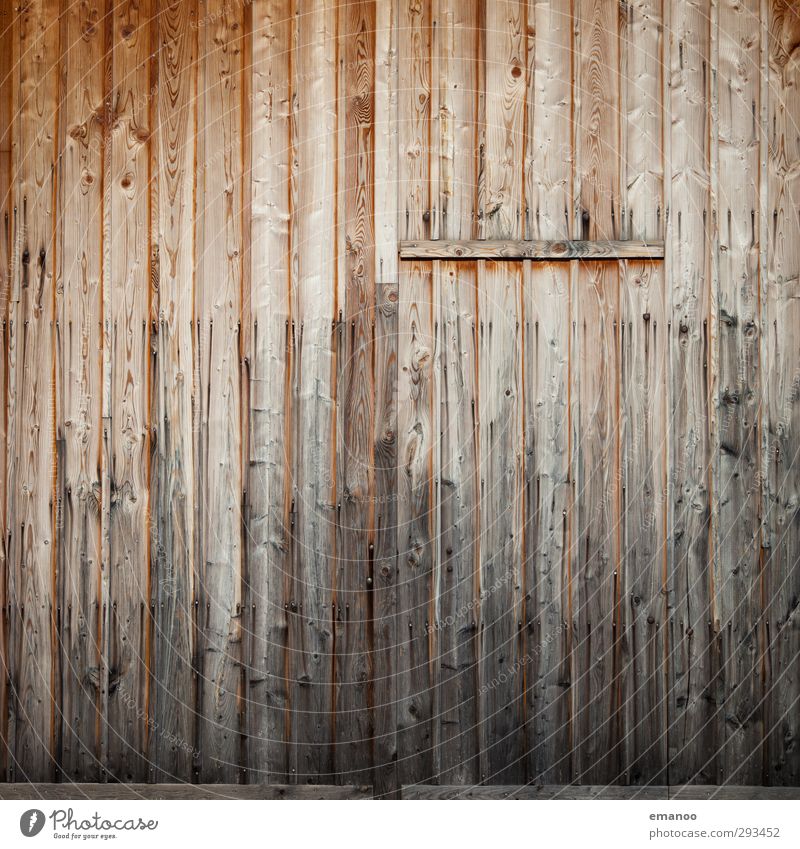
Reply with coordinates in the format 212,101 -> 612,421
401,784 -> 668,799
195,0 -> 245,784
371,0 -> 399,799
396,261 -> 435,785
246,0 -> 293,785
666,0 -> 716,786
106,0 -> 153,784
434,261 -> 480,783
289,0 -> 338,783
150,0 -> 197,782
764,0 -> 800,788
7,0 -> 60,782
399,0 -> 431,240
0,0 -> 13,784
618,0 -> 668,787
334,0 -> 376,785
55,0 -> 105,783
714,0 -> 763,785
0,782 -> 373,799
479,0 -> 525,240
669,785 -> 800,800
437,0 -> 478,241
400,240 -> 664,261
476,260 -> 524,783
523,262 -> 572,784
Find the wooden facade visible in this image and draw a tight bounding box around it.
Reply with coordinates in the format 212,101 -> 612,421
0,0 -> 798,796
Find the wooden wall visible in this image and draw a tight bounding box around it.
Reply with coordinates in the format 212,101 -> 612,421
0,0 -> 797,794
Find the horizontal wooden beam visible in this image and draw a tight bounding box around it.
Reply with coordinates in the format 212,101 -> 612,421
401,785 -> 800,800
399,239 -> 664,261
0,784 -> 373,800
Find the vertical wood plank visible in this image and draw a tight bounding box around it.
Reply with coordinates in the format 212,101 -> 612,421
714,0 -> 763,785
106,0 -> 152,784
619,0 -> 668,786
764,0 -> 800,787
247,0 -> 293,785
480,0 -> 525,240
477,260 -> 524,783
372,0 -> 399,798
398,0 -> 431,240
196,0 -> 245,784
0,0 -> 13,783
289,0 -> 338,783
523,0 -> 574,786
56,0 -> 105,782
667,0 -> 716,785
573,0 -> 622,785
435,260 -> 479,783
334,0 -> 376,785
8,0 -> 60,782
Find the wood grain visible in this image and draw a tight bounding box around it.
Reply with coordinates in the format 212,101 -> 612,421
667,0 -> 716,786
764,0 -> 800,788
56,0 -> 105,783
0,782 -> 373,799
246,0 -> 293,785
8,0 -> 60,782
400,240 -> 664,260
106,0 -> 153,784
195,0 -> 245,784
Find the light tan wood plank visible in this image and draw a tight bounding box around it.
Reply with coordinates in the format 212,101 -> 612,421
7,0 -> 60,782
195,0 -> 245,784
106,0 -> 153,784
247,0 -> 293,785
56,0 -> 105,782
400,239 -> 664,260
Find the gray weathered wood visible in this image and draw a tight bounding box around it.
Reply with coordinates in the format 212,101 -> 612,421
0,783 -> 372,800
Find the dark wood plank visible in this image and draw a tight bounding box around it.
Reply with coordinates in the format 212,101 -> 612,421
0,783 -> 373,800
401,784 -> 668,800
670,785 -> 800,800
400,240 -> 664,261
764,0 -> 800,788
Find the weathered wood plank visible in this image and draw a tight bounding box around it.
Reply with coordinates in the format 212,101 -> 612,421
525,0 -> 572,242
434,261 -> 480,783
396,261 -> 435,785
669,785 -> 800,800
477,260 -> 524,783
400,240 -> 664,260
401,784 -> 669,799
195,0 -> 245,784
247,0 -> 293,785
334,0 -> 376,785
523,262 -> 572,784
399,0 -> 431,240
56,0 -> 105,783
0,0 -> 14,784
618,0 -> 668,787
571,262 -> 622,784
437,0 -> 478,240
371,0 -> 399,798
479,0 -> 525,240
0,783 -> 373,799
289,0 -> 338,783
8,0 -> 60,782
714,0 -> 763,785
666,0 -> 716,785
150,0 -> 196,782
106,0 -> 153,784
764,0 -> 800,788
